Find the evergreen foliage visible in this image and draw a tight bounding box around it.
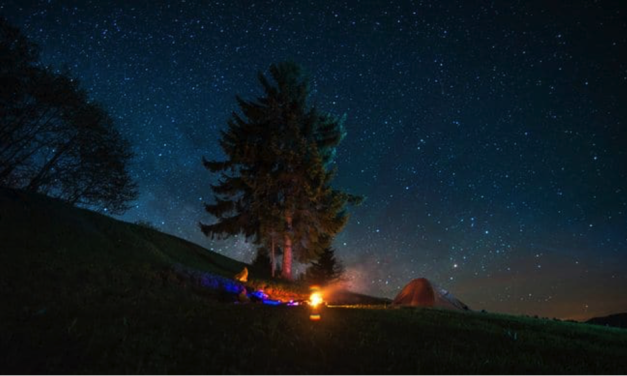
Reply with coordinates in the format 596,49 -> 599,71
0,17 -> 137,213
251,247 -> 272,275
201,61 -> 362,279
305,246 -> 344,286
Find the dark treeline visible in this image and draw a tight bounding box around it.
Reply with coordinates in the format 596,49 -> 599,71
0,17 -> 137,213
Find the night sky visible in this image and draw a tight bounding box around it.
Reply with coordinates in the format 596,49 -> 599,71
3,0 -> 626,320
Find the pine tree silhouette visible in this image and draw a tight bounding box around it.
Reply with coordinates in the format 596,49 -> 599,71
200,62 -> 362,279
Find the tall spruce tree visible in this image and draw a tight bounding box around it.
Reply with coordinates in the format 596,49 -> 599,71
201,62 -> 361,280
305,246 -> 345,286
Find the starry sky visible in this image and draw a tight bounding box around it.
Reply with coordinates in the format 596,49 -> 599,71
3,0 -> 626,320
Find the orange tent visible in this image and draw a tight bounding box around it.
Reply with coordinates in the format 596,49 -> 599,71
392,278 -> 469,311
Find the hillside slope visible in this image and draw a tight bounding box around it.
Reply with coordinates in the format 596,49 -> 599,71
1,188 -> 627,374
0,187 -> 253,303
0,188 -> 251,271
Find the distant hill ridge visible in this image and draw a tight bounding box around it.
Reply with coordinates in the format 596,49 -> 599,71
587,313 -> 627,329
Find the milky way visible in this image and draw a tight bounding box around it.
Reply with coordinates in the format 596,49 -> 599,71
3,0 -> 626,319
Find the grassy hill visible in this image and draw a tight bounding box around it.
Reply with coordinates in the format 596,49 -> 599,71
1,188 -> 627,374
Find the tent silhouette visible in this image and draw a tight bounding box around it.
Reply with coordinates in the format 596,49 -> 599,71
392,278 -> 469,310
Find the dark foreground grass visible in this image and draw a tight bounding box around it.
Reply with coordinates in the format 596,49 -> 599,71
3,296 -> 627,374
2,187 -> 627,374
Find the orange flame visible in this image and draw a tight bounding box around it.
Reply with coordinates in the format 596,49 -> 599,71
309,292 -> 323,308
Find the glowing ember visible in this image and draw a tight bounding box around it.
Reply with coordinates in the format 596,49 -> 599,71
309,292 -> 323,308
309,313 -> 321,321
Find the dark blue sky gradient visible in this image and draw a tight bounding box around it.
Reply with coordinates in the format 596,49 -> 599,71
3,0 -> 626,319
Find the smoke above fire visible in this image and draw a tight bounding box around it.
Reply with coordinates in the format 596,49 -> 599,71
340,254 -> 395,297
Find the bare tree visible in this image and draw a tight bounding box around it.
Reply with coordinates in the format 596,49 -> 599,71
0,17 -> 137,214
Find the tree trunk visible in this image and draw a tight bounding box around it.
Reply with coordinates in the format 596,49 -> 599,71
281,213 -> 293,280
270,236 -> 276,278
282,234 -> 292,280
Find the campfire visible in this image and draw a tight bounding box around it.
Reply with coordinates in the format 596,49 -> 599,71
309,291 -> 323,308
234,280 -> 328,322
309,286 -> 324,321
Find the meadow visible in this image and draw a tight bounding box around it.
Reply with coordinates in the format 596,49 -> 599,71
2,187 -> 626,374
